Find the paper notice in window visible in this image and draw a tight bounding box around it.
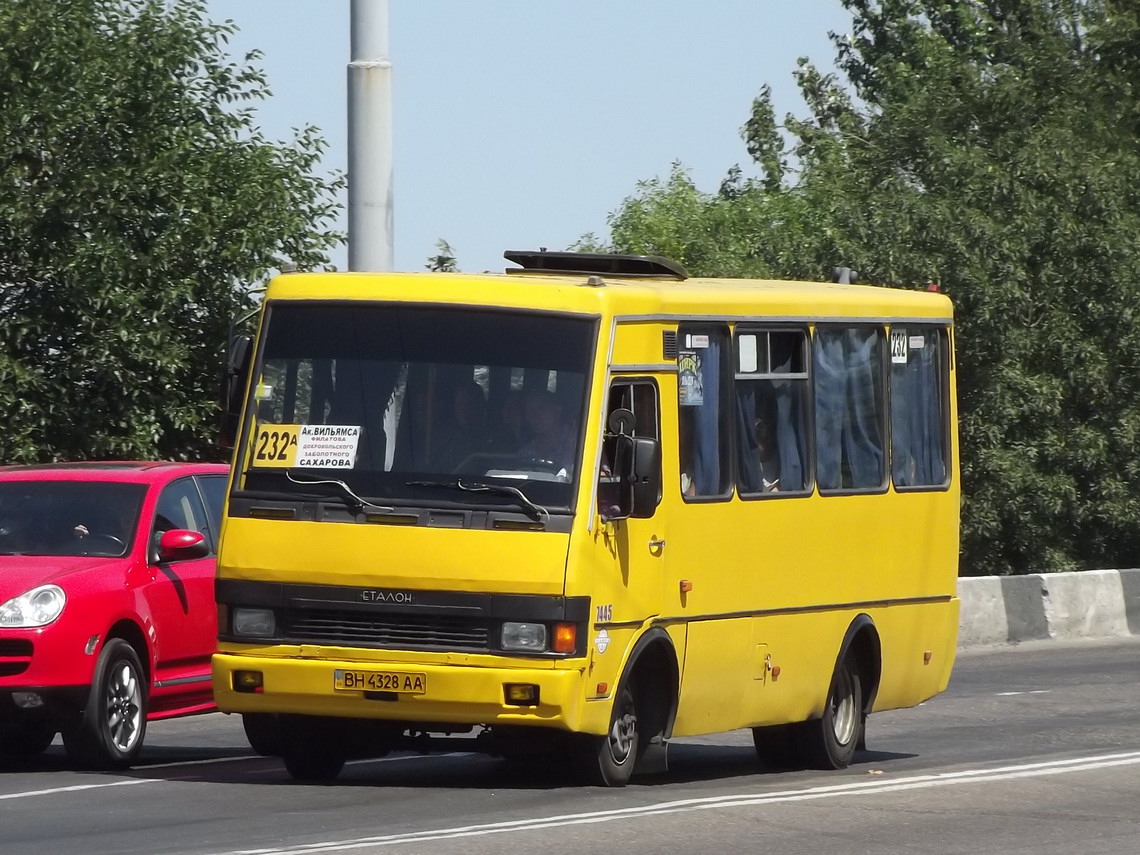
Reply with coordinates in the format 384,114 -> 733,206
294,425 -> 361,468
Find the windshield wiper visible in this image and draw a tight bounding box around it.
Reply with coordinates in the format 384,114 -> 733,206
283,471 -> 394,514
406,479 -> 548,521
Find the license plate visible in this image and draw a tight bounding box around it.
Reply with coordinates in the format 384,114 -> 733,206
334,669 -> 426,694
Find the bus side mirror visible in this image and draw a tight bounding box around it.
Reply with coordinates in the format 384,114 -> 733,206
628,436 -> 661,519
602,435 -> 661,521
220,334 -> 252,449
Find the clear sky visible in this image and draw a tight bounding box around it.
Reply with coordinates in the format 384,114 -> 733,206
205,1 -> 853,274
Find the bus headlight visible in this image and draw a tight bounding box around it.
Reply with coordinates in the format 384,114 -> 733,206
501,622 -> 547,652
232,607 -> 276,637
0,585 -> 66,627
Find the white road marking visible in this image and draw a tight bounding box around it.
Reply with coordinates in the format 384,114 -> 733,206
0,755 -> 258,800
997,690 -> 1051,696
0,752 -> 473,797
217,750 -> 1140,854
0,779 -> 153,801
145,754 -> 259,770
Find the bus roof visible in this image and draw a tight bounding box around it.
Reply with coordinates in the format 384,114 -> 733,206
263,267 -> 953,323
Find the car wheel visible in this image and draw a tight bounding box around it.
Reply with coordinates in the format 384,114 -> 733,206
63,638 -> 147,769
575,684 -> 640,786
0,723 -> 56,762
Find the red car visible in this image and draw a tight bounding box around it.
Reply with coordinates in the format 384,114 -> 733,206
0,461 -> 229,768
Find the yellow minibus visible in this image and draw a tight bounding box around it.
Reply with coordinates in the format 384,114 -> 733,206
213,251 -> 959,786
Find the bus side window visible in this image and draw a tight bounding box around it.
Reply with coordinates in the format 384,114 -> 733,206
677,326 -> 732,500
813,325 -> 888,492
734,328 -> 811,496
890,326 -> 950,489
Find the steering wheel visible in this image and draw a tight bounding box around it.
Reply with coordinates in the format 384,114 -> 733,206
81,534 -> 126,555
516,457 -> 563,474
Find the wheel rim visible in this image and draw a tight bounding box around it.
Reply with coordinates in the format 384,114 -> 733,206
830,667 -> 858,746
607,704 -> 637,765
105,659 -> 143,753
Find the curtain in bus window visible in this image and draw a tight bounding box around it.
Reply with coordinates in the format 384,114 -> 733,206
735,383 -> 761,492
326,359 -> 403,472
679,335 -> 727,497
814,327 -> 885,490
773,377 -> 807,491
891,330 -> 947,487
691,339 -> 721,494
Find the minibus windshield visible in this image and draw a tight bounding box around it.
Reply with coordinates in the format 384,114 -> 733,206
238,302 -> 596,513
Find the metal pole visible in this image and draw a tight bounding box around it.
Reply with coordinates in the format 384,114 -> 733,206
348,0 -> 393,271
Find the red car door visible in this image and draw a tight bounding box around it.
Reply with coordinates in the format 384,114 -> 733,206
138,475 -> 218,714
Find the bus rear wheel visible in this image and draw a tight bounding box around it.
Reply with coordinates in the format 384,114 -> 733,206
280,716 -> 347,783
752,722 -> 805,770
803,657 -> 863,770
575,684 -> 640,786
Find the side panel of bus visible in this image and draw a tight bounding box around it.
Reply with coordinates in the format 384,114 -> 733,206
588,318 -> 959,739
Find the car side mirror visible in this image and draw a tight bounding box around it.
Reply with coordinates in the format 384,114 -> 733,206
156,529 -> 210,562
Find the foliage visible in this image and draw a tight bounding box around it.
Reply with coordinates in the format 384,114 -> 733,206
594,1 -> 1140,575
0,0 -> 343,463
425,239 -> 458,273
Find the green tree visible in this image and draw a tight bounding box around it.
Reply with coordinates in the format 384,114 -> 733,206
0,0 -> 343,463
425,239 -> 458,273
597,1 -> 1140,575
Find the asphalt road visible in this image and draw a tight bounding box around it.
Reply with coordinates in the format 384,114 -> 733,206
3,637 -> 1139,855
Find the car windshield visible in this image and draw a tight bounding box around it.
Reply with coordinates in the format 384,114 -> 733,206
0,481 -> 146,557
238,303 -> 596,512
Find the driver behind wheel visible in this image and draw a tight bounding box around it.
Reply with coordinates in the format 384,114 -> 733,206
518,390 -> 577,478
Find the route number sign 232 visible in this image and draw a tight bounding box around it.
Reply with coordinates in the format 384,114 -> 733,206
252,424 -> 300,467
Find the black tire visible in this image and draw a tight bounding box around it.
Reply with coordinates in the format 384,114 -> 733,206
0,723 -> 56,762
63,638 -> 147,769
752,722 -> 807,770
280,716 -> 347,783
802,658 -> 863,770
575,684 -> 640,786
242,713 -> 285,756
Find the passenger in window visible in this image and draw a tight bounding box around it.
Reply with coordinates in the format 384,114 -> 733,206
753,416 -> 781,493
519,390 -> 576,475
488,390 -> 528,452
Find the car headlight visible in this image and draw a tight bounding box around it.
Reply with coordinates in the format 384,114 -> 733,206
0,584 -> 66,628
232,607 -> 276,637
501,621 -> 548,652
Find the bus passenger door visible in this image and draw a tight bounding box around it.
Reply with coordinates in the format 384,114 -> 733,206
591,379 -> 666,672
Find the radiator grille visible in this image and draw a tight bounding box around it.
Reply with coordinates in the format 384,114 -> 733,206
282,609 -> 491,651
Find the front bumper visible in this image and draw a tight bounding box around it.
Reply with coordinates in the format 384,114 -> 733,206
212,652 -> 591,733
0,685 -> 88,727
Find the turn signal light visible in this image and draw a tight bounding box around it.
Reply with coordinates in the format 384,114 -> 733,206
553,622 -> 577,653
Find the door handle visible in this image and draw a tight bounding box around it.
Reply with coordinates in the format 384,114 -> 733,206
648,539 -> 666,551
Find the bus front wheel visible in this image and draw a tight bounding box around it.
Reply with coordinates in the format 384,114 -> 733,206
575,684 -> 640,786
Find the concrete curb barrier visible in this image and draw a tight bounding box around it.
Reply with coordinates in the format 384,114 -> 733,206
958,568 -> 1140,648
